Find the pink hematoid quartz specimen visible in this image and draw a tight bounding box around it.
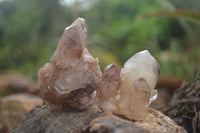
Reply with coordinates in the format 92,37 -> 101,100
38,18 -> 102,110
98,50 -> 160,120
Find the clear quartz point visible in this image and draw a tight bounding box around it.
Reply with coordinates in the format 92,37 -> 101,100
149,89 -> 158,105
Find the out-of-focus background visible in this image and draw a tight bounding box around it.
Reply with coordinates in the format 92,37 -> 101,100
0,0 -> 199,79
0,0 -> 199,132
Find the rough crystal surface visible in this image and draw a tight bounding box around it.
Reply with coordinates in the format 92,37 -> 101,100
98,50 -> 160,120
98,64 -> 120,100
38,18 -> 102,110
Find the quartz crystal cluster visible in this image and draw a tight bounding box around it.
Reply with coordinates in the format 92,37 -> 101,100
38,17 -> 160,121
98,50 -> 160,120
38,18 -> 102,110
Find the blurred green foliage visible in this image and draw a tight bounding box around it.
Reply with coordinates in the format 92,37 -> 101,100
0,0 -> 199,79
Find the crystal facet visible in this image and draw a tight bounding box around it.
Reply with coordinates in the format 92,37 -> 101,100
98,50 -> 160,120
38,18 -> 102,110
98,64 -> 121,100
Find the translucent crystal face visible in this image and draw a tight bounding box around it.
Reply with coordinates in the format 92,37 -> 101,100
54,49 -> 101,94
51,19 -> 86,69
98,50 -> 160,120
121,50 -> 160,91
98,64 -> 121,100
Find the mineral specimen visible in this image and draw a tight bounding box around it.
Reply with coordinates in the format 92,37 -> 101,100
98,50 -> 160,120
97,64 -> 121,101
38,18 -> 102,110
38,17 -> 160,120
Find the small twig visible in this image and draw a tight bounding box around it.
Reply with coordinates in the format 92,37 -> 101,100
192,106 -> 197,133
